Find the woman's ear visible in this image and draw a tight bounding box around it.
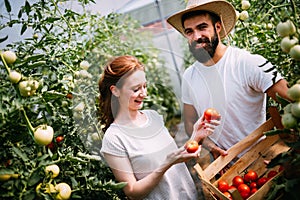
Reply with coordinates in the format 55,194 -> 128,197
110,85 -> 120,98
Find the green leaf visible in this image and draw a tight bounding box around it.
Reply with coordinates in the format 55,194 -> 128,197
28,169 -> 42,186
20,23 -> 27,35
25,1 -> 31,15
12,146 -> 29,162
264,128 -> 291,136
0,168 -> 14,175
4,0 -> 11,13
0,35 -> 8,43
45,17 -> 60,23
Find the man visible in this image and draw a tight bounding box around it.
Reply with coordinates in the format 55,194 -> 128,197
167,0 -> 290,160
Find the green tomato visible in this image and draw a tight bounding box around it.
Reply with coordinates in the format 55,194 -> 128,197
9,70 -> 22,83
34,125 -> 54,145
45,164 -> 60,178
2,50 -> 17,64
241,0 -> 250,10
18,81 -> 31,97
289,45 -> 300,61
280,36 -> 298,53
281,113 -> 297,129
55,183 -> 72,200
291,102 -> 300,118
287,84 -> 300,101
276,22 -> 291,37
239,10 -> 249,21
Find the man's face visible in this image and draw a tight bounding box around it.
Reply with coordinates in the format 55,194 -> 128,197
183,14 -> 220,63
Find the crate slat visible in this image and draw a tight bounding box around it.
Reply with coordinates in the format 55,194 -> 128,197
203,119 -> 275,180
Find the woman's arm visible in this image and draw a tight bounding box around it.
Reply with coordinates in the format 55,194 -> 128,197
103,147 -> 199,200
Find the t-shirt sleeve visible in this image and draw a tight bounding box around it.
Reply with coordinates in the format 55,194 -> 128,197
100,128 -> 127,157
244,53 -> 283,93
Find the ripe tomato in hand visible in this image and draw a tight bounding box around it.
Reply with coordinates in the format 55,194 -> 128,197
185,140 -> 199,153
244,170 -> 258,182
204,108 -> 221,121
257,177 -> 269,188
232,175 -> 244,187
218,180 -> 229,192
267,170 -> 278,179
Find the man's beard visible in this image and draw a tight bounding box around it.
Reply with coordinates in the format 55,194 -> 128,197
189,31 -> 219,63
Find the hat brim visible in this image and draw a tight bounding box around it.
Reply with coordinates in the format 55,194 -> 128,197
167,1 -> 236,39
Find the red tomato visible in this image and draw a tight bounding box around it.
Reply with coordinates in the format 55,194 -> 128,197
46,142 -> 55,151
267,170 -> 278,178
218,180 -> 230,192
56,136 -> 64,144
185,140 -> 199,153
249,181 -> 257,189
257,177 -> 269,188
204,108 -> 221,121
228,185 -> 237,190
244,170 -> 258,182
238,184 -> 251,199
250,187 -> 258,195
223,191 -> 232,199
66,93 -> 73,99
232,176 -> 244,187
278,165 -> 284,172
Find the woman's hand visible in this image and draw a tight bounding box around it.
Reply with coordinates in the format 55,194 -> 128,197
191,115 -> 221,143
162,146 -> 201,169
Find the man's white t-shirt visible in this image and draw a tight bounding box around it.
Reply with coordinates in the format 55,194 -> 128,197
182,46 -> 283,150
101,110 -> 198,200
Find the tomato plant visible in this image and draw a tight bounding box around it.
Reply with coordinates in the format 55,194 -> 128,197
185,140 -> 199,153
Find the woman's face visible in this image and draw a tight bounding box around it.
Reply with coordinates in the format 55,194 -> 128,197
117,70 -> 147,112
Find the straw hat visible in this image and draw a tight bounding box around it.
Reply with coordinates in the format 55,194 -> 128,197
167,0 -> 237,39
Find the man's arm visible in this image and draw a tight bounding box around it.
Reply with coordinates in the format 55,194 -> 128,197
266,79 -> 290,102
183,103 -> 198,137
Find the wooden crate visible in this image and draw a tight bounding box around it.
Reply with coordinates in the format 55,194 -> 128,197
194,118 -> 290,200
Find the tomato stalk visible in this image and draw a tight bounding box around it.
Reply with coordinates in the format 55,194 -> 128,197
21,108 -> 35,138
0,53 -> 12,75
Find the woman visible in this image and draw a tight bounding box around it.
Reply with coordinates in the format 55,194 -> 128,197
99,55 -> 220,200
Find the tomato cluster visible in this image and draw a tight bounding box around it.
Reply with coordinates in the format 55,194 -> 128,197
217,167 -> 283,200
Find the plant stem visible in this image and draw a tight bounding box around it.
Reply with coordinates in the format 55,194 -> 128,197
0,53 -> 11,74
21,108 -> 35,136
